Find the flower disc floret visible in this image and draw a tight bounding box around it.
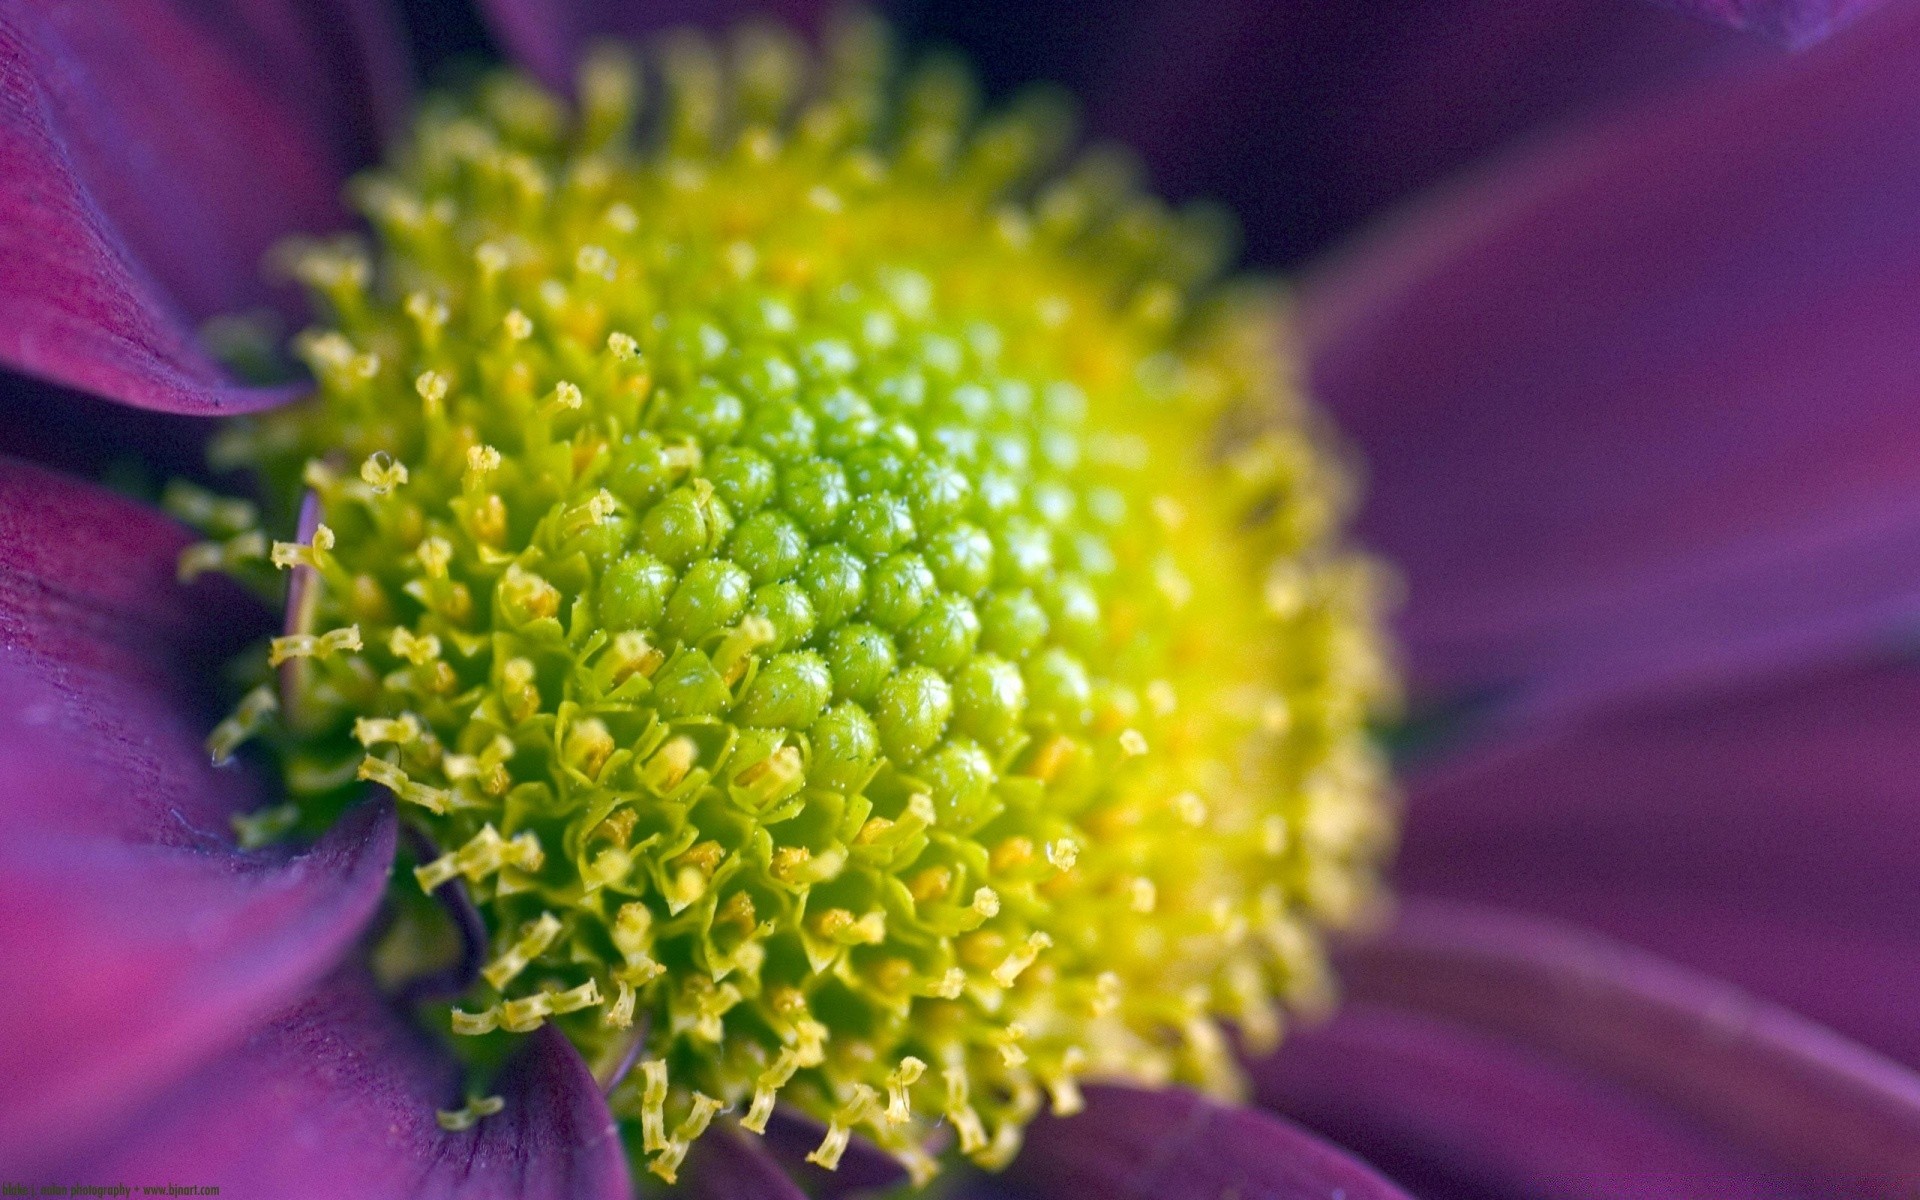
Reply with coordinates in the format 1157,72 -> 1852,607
199,16 -> 1395,1186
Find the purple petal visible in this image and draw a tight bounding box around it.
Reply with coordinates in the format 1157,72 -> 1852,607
1002,1083 -> 1412,1200
478,0 -> 829,95
0,0 -> 409,414
83,969 -> 632,1200
1397,658 -> 1920,1067
0,457 -> 395,1169
1655,0 -> 1888,47
684,1122 -> 808,1200
1341,900 -> 1920,1195
905,0 -> 1761,268
1305,0 -> 1920,723
1255,1006 -> 1791,1199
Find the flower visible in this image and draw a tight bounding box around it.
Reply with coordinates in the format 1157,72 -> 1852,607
1,2 -> 1916,1199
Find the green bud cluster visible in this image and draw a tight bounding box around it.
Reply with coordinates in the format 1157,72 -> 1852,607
194,16 -> 1394,1187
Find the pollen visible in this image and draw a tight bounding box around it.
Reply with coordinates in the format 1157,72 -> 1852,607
197,14 -> 1395,1185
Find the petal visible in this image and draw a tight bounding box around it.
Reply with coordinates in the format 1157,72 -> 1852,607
1341,900 -> 1920,1194
1255,1007 -> 1790,1199
0,456 -> 395,1169
901,0 -> 1761,267
1396,658 -> 1920,1066
0,0 -> 410,414
1304,0 -> 1920,723
1002,1083 -> 1412,1200
1656,0 -> 1888,47
477,0 -> 828,95
684,1123 -> 808,1200
84,969 -> 632,1200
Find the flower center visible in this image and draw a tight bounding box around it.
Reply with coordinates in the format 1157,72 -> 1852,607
193,16 -> 1392,1187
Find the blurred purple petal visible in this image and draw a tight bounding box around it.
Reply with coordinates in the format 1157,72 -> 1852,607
0,0 -> 409,414
1656,0 -> 1888,46
1003,1083 -> 1411,1200
0,457 -> 395,1169
901,0 -> 1759,267
86,970 -> 631,1199
1343,900 -> 1920,1195
684,1123 -> 808,1200
1256,1006 -> 1792,1199
0,801 -> 396,1174
478,0 -> 827,94
1398,658 -> 1920,1066
1305,0 -> 1920,723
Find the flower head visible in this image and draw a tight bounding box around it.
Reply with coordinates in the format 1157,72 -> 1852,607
197,18 -> 1391,1182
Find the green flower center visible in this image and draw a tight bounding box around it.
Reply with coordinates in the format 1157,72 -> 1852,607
189,16 -> 1393,1187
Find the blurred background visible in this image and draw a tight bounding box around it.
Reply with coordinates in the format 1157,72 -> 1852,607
389,0 -> 1759,271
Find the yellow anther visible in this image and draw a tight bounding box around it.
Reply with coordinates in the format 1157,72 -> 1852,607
450,1006 -> 498,1035
546,379 -> 583,414
483,912 -> 562,989
807,1085 -> 879,1170
405,293 -> 450,346
388,626 -> 441,664
885,1057 -> 926,1125
466,444 -> 502,476
1118,728 -> 1149,757
412,822 -> 531,891
1045,1047 -> 1088,1116
502,308 -> 533,340
474,241 -> 509,275
604,977 -> 637,1029
1045,838 -> 1079,871
359,755 -> 451,816
944,1067 -> 989,1155
164,480 -> 258,535
359,452 -> 409,494
415,536 -> 452,577
414,369 -> 449,407
177,530 -> 268,583
575,244 -> 614,277
498,992 -> 552,1033
713,614 -> 776,684
435,1094 -> 504,1132
1130,877 -> 1157,913
991,932 -> 1052,988
352,713 -> 420,748
562,717 -> 615,780
500,655 -> 541,721
649,1092 -> 725,1183
206,685 -> 278,764
734,745 -> 802,806
743,1047 -> 801,1134
607,330 -> 640,359
638,1060 -> 670,1153
641,736 -> 698,792
602,631 -> 664,686
267,624 -> 360,667
547,978 -> 602,1016
1174,791 -> 1209,826
925,967 -> 965,999
269,523 -> 335,571
499,565 -> 561,624
994,1023 -> 1029,1067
